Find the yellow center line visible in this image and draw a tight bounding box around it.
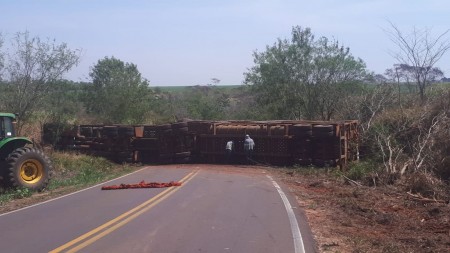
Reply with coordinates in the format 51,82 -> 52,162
50,170 -> 199,253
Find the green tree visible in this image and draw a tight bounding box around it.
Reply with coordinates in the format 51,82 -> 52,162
1,31 -> 80,132
42,80 -> 84,122
245,26 -> 367,120
224,85 -> 270,120
174,86 -> 230,120
84,56 -> 154,124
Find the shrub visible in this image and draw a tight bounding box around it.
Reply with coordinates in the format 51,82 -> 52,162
48,151 -> 134,190
402,171 -> 449,200
345,160 -> 377,181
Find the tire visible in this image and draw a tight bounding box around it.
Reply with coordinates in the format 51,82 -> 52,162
102,126 -> 119,137
158,153 -> 173,164
174,156 -> 190,164
294,131 -> 312,138
115,151 -> 134,163
156,124 -> 171,131
174,151 -> 191,158
313,159 -> 325,167
161,129 -> 172,134
313,125 -> 334,132
80,127 -> 93,137
312,125 -> 334,137
92,127 -> 102,138
6,147 -> 52,191
143,126 -> 157,138
173,127 -> 188,133
295,158 -> 312,166
118,126 -> 135,137
290,124 -> 312,132
171,122 -> 188,129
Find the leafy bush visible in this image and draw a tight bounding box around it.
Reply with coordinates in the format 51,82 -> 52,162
345,160 -> 377,181
0,188 -> 32,205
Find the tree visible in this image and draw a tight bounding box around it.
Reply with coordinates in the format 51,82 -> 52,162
244,26 -> 367,120
209,78 -> 220,86
427,67 -> 444,83
174,85 -> 230,120
386,64 -> 444,102
84,56 -> 154,124
386,22 -> 450,102
41,80 -> 84,122
1,31 -> 80,133
385,64 -> 413,89
0,33 -> 4,80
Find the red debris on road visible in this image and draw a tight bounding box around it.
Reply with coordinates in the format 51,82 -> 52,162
101,180 -> 182,190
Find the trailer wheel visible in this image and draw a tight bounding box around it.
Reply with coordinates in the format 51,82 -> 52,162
173,127 -> 188,133
6,147 -> 52,191
312,125 -> 334,136
102,126 -> 119,137
118,126 -> 135,137
171,122 -> 188,129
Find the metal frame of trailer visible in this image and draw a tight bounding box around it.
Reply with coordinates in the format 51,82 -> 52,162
44,120 -> 359,168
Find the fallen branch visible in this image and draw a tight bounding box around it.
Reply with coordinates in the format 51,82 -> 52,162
406,192 -> 447,203
342,175 -> 362,187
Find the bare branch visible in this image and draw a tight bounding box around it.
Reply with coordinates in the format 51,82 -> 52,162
385,22 -> 450,101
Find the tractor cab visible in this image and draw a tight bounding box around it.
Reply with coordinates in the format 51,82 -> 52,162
0,113 -> 16,139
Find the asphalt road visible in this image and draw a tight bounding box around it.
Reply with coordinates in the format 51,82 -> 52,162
0,165 -> 317,253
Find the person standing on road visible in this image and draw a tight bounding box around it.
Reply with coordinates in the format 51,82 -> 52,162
225,140 -> 234,163
244,134 -> 255,163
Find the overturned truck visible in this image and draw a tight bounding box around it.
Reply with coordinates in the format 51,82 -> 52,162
44,120 -> 359,168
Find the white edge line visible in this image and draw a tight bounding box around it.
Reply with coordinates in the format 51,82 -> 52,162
267,175 -> 305,253
0,166 -> 150,217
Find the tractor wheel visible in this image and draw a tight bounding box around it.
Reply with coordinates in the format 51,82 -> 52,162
6,147 -> 52,191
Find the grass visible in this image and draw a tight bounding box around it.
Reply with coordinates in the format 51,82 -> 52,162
289,164 -> 334,175
342,161 -> 377,181
0,188 -> 32,205
0,151 -> 139,205
48,152 -> 136,190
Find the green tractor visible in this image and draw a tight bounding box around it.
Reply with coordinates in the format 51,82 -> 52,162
0,113 -> 52,191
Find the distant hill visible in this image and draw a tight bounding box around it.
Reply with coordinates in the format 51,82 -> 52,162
152,85 -> 243,93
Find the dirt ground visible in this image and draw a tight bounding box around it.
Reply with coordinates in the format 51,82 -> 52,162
1,164 -> 449,253
270,167 -> 450,253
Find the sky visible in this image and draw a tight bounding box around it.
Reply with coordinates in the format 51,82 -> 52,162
1,0 -> 450,86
